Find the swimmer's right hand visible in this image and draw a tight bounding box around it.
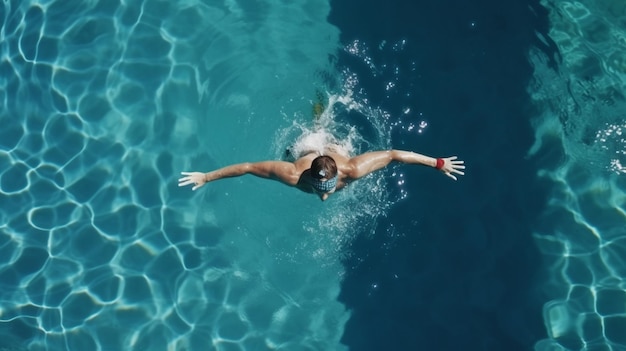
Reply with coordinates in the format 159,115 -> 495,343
178,172 -> 207,191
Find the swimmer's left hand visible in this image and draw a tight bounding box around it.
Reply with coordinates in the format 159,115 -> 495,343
440,156 -> 465,181
178,172 -> 207,191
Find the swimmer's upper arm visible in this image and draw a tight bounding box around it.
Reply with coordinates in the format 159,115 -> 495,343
345,151 -> 394,180
247,161 -> 300,186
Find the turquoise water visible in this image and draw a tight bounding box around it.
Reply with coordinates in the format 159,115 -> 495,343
530,0 -> 626,349
0,1 -> 392,350
1,0 -> 626,350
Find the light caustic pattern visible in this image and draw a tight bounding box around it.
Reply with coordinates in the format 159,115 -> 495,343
530,0 -> 626,350
0,1 -> 368,350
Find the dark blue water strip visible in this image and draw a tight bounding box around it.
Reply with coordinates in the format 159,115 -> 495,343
329,0 -> 559,349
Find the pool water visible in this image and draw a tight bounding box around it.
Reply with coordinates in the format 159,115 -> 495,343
1,0 -> 625,350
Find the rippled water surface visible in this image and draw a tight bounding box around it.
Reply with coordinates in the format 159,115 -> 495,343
1,0 -> 626,350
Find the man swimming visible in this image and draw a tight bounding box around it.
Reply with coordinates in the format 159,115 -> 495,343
178,147 -> 465,201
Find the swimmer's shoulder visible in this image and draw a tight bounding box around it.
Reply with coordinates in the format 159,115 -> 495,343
293,153 -> 318,170
326,150 -> 351,165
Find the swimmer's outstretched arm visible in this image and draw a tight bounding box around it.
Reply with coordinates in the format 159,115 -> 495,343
179,161 -> 299,191
347,150 -> 465,181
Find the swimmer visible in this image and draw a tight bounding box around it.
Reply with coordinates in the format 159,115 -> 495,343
178,147 -> 465,201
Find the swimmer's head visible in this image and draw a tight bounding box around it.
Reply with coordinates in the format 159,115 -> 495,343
309,156 -> 338,200
311,155 -> 337,181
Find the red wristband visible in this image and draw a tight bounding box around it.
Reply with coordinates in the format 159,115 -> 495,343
435,158 -> 444,170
